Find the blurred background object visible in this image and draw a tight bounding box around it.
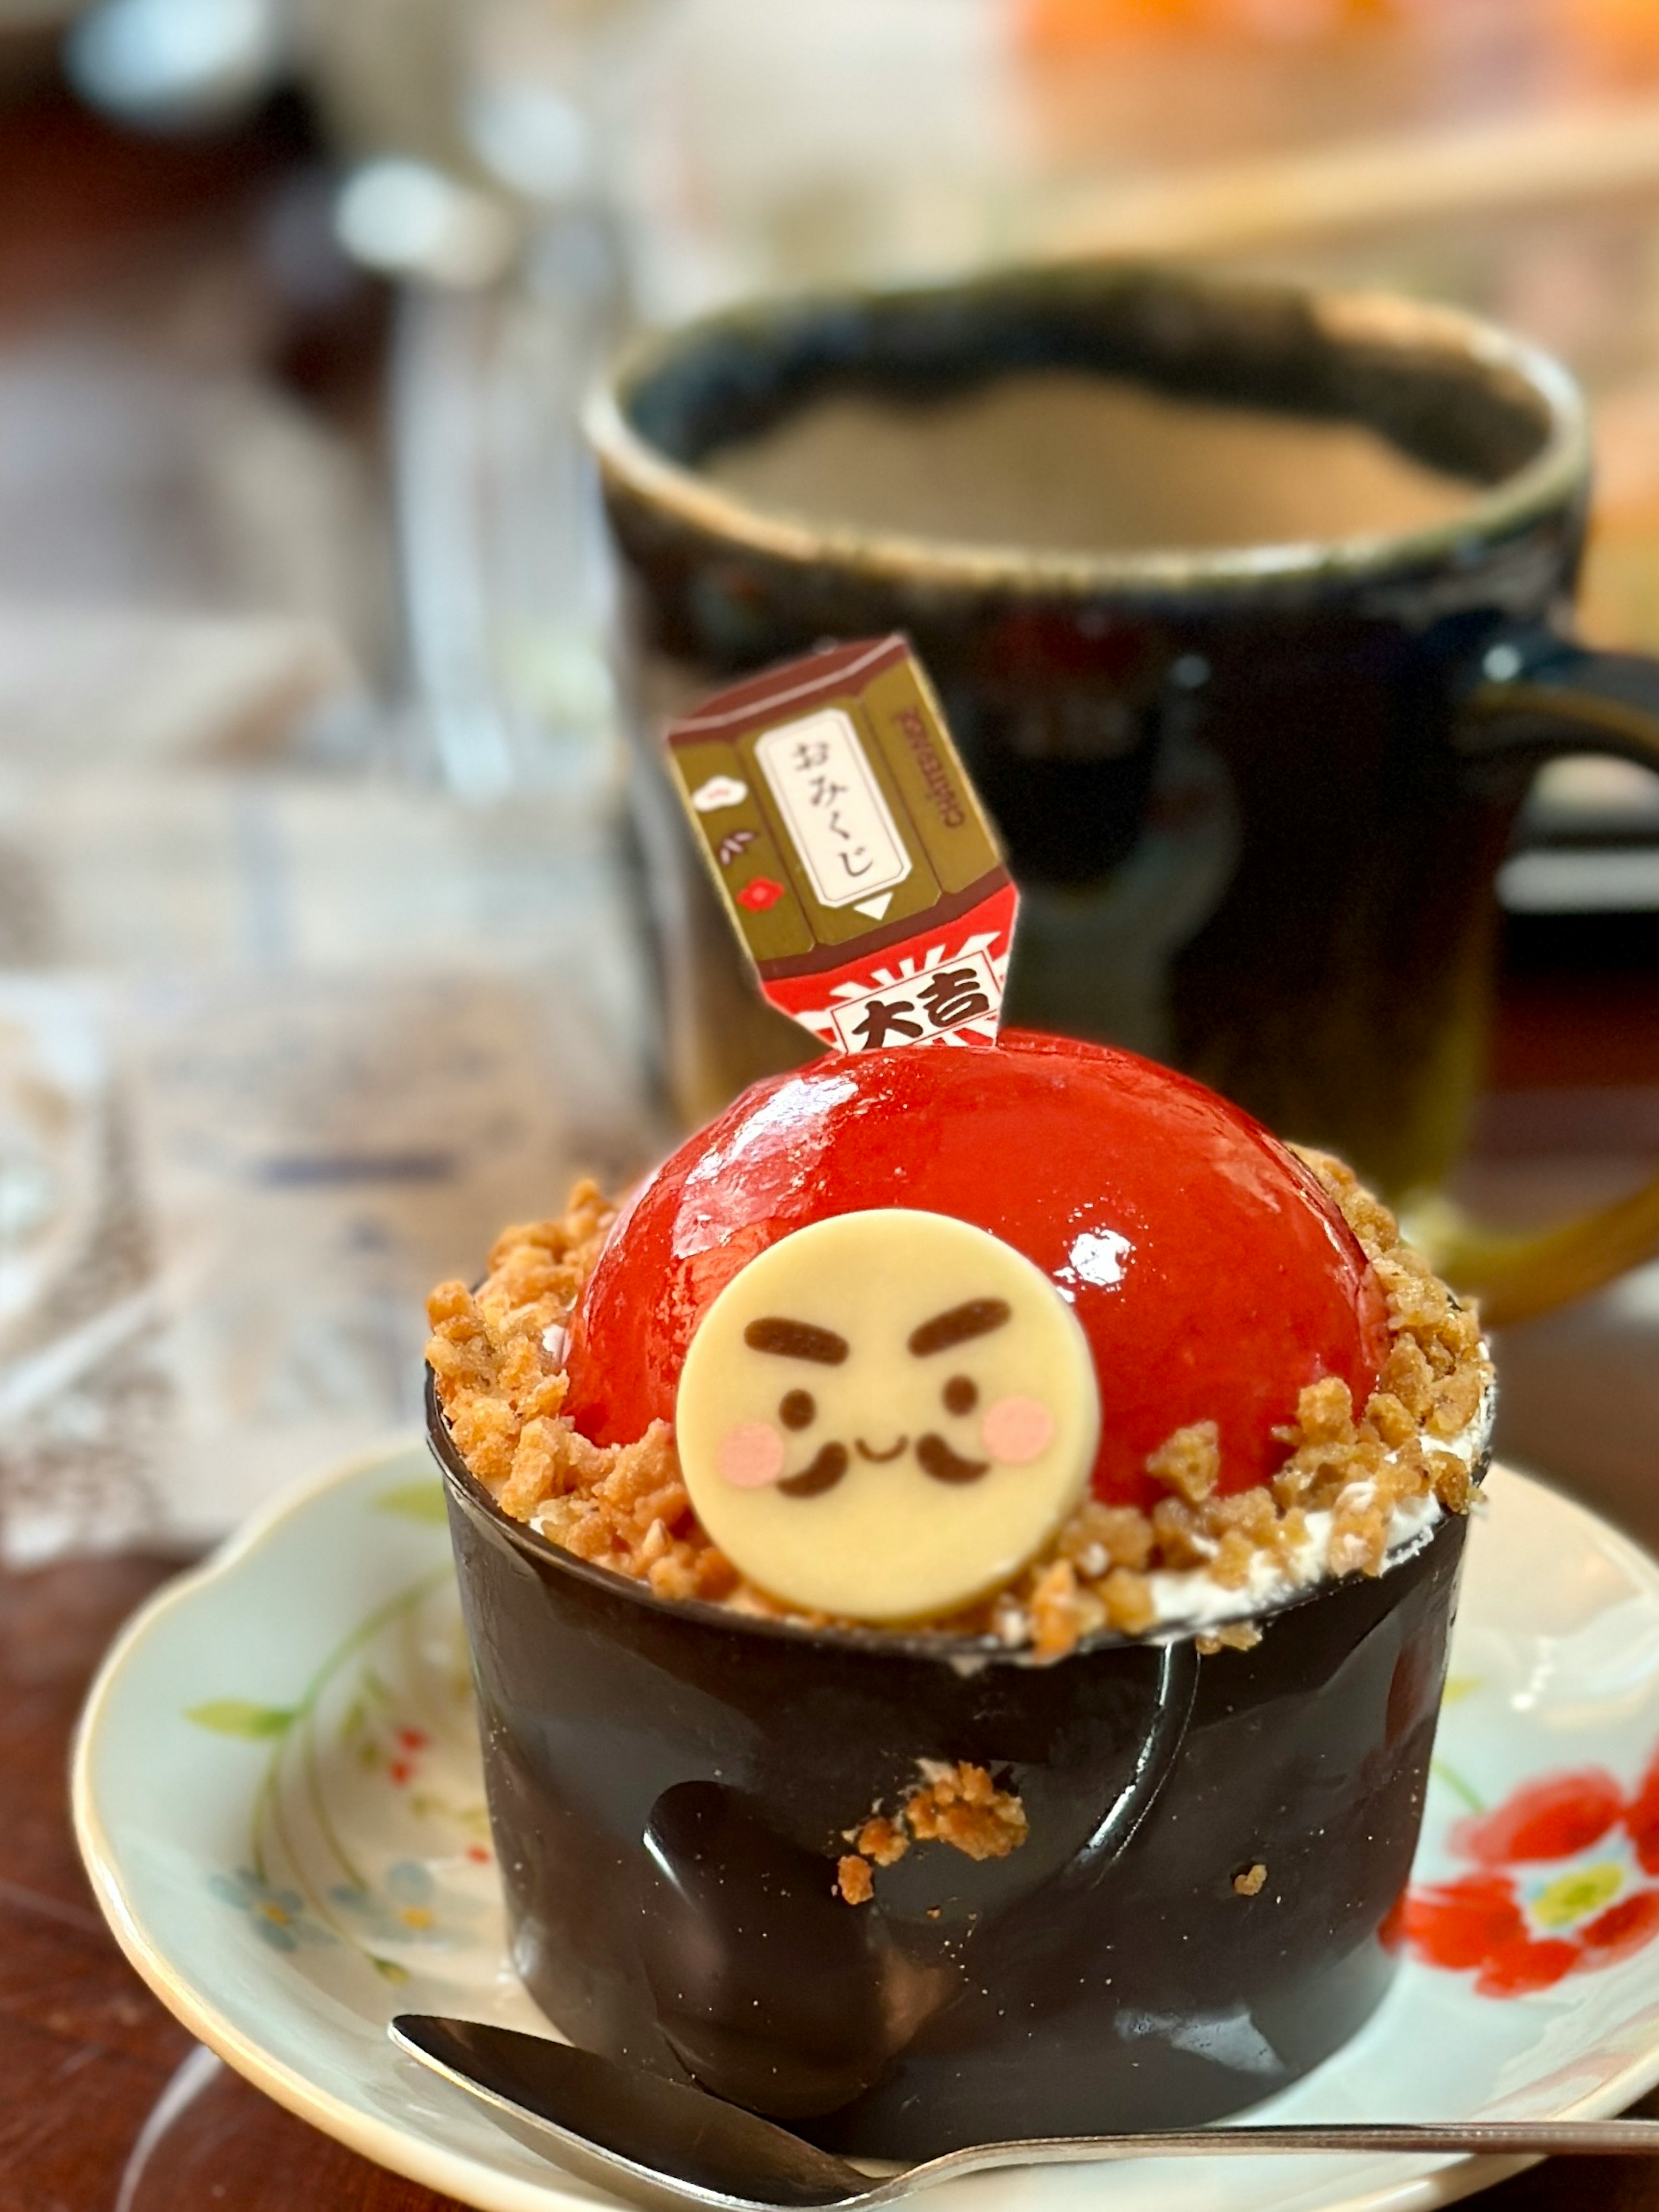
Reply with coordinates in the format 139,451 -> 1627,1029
0,0 -> 1651,1571
0,37 -> 658,1561
66,0 -> 289,132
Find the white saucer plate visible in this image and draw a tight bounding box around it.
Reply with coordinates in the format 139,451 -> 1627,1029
72,1445 -> 1659,2212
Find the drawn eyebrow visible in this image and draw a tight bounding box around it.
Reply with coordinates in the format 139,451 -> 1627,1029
744,1317 -> 849,1364
908,1298 -> 1012,1357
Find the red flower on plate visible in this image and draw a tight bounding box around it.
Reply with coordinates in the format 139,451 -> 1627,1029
1403,1753 -> 1659,1997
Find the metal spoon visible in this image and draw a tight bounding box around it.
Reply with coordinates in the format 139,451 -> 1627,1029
390,2013 -> 1659,2212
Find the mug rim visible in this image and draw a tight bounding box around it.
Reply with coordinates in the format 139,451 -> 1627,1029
426,1360 -> 1486,1668
585,264 -> 1589,601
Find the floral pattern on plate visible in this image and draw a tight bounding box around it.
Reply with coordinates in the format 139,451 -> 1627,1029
186,1476 -> 495,1988
71,1446 -> 1659,2212
1404,1749 -> 1659,1997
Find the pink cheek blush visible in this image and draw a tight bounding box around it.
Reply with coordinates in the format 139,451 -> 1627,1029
715,1421 -> 787,1488
982,1395 -> 1055,1465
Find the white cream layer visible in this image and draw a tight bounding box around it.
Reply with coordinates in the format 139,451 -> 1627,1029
538,1350 -> 1493,1650
1130,1371 -> 1496,1638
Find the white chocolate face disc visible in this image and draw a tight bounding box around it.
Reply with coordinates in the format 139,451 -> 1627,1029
675,1209 -> 1101,1623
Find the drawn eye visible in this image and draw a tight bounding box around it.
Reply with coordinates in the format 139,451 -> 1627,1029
942,1375 -> 977,1416
779,1389 -> 816,1430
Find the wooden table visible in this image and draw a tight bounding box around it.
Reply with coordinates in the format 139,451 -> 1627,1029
0,1551 -> 470,2209
4,1544 -> 1659,2212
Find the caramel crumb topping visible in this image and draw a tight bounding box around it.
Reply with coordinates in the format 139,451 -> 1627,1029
903,1761 -> 1028,1862
1027,1557 -> 1087,1662
1100,1565 -> 1157,1637
1233,1862 -> 1268,1897
1147,1420 -> 1220,1503
1196,1621 -> 1262,1655
426,1181 -> 740,1599
852,1815 -> 910,1867
429,1144 -> 1490,1664
833,1762 -> 1027,1904
836,1855 -> 874,1906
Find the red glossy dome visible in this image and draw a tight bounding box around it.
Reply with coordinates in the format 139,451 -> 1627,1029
563,1033 -> 1390,1513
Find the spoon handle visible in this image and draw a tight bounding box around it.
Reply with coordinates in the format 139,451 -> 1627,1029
911,2116 -> 1659,2190
389,2015 -> 1659,2212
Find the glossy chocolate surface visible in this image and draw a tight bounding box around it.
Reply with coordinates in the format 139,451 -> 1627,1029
429,1377 -> 1477,2156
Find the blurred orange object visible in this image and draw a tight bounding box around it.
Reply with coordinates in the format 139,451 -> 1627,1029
1577,381 -> 1659,653
1017,0 -> 1401,53
1560,0 -> 1659,73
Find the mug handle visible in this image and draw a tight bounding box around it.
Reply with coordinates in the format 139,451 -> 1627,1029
981,1636 -> 1197,2014
1411,633 -> 1659,1326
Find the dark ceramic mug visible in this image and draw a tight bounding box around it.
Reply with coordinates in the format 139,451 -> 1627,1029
586,264 -> 1659,1325
429,1371 -> 1484,2155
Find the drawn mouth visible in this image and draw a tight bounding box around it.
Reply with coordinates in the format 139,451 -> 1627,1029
779,1442 -> 849,1497
855,1435 -> 908,1463
915,1434 -> 990,1484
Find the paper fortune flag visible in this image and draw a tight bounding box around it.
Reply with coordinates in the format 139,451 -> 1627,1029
663,635 -> 1017,1055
